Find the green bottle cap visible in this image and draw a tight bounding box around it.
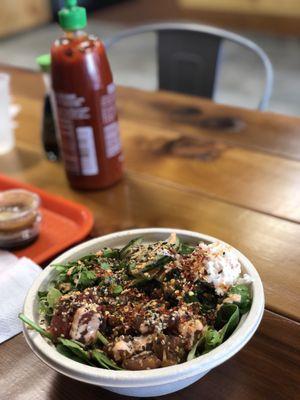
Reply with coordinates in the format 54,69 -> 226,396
58,0 -> 87,31
36,54 -> 51,73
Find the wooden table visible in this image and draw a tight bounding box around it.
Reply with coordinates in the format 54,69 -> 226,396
0,65 -> 299,400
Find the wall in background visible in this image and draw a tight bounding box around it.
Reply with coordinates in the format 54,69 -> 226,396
0,0 -> 52,38
0,0 -> 125,39
177,0 -> 300,35
51,0 -> 124,17
97,0 -> 300,36
1,0 -> 300,38
179,0 -> 300,18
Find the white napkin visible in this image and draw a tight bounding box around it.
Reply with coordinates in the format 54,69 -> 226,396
0,251 -> 41,343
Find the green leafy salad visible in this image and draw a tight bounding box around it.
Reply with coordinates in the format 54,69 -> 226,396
20,234 -> 252,370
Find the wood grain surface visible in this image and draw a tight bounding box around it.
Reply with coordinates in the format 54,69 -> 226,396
116,86 -> 300,161
4,67 -> 300,224
1,311 -> 299,400
1,145 -> 300,321
118,89 -> 300,224
1,66 -> 300,321
121,118 -> 300,223
1,66 -> 300,400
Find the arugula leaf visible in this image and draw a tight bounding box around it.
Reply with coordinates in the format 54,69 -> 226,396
228,284 -> 252,315
187,327 -> 222,359
56,343 -> 87,364
187,281 -> 219,312
215,304 -> 240,341
91,351 -> 109,369
58,338 -> 93,365
187,305 -> 240,361
47,288 -> 62,309
18,313 -> 53,340
92,350 -> 123,370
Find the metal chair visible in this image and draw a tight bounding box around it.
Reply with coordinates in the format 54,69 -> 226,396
104,22 -> 274,110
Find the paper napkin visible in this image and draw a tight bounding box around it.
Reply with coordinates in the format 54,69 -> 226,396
0,251 -> 41,343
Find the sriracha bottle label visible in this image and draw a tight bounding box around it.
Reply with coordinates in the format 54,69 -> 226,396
99,83 -> 122,159
55,92 -> 93,175
55,85 -> 121,176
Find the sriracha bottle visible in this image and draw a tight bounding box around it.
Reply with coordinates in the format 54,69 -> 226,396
51,0 -> 123,190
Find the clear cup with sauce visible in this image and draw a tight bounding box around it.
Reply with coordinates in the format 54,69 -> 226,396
0,189 -> 42,249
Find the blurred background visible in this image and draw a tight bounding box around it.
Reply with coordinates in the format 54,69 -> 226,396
1,0 -> 299,115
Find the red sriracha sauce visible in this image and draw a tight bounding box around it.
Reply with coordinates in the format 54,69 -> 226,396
51,0 -> 123,190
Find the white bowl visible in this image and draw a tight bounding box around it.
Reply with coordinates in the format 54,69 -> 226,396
22,228 -> 264,397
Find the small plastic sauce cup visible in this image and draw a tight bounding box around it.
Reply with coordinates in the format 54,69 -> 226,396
0,189 -> 42,249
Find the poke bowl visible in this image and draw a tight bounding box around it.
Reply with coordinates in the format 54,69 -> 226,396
21,228 -> 264,397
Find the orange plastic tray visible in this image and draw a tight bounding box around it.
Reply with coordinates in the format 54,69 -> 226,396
0,174 -> 94,265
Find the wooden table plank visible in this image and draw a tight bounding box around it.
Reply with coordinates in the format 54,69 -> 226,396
1,65 -> 300,320
1,311 -> 299,400
1,144 -> 300,321
6,65 -> 300,164
117,86 -> 300,161
120,119 -> 300,223
0,65 -> 44,101
5,67 -> 300,224
0,65 -> 299,400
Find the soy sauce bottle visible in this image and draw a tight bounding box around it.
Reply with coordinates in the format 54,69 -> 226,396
36,54 -> 60,162
51,0 -> 123,190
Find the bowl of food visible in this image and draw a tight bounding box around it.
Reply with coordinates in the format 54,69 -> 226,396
20,228 -> 264,397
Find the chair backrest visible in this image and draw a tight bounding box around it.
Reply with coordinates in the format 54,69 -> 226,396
104,22 -> 274,111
